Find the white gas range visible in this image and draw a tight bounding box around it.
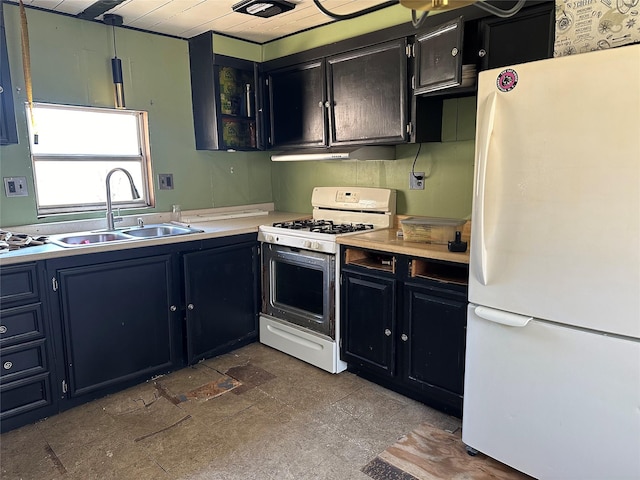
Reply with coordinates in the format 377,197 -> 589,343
258,186 -> 396,373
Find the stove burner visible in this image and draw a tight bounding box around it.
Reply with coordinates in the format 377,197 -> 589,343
272,220 -> 374,235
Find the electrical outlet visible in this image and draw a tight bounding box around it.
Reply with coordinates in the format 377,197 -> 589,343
158,173 -> 174,190
409,172 -> 425,190
3,177 -> 28,197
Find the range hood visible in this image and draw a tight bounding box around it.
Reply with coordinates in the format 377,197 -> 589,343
271,146 -> 395,162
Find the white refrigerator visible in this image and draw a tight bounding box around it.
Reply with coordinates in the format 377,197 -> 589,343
462,44 -> 640,479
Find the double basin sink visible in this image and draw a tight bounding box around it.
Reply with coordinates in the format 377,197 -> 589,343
50,224 -> 204,248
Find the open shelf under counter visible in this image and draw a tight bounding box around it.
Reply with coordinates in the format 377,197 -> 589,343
336,228 -> 469,265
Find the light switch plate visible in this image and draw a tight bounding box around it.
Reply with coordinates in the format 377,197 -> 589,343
158,173 -> 174,190
3,177 -> 28,197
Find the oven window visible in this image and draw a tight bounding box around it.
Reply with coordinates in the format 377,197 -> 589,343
275,262 -> 324,316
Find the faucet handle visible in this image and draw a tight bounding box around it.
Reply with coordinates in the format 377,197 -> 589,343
137,217 -> 144,227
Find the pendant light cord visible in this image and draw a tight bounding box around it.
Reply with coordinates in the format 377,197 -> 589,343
18,0 -> 37,143
112,23 -> 118,58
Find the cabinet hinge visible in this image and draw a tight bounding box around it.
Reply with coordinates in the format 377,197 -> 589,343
51,277 -> 58,292
406,122 -> 414,136
62,380 -> 68,394
406,44 -> 414,58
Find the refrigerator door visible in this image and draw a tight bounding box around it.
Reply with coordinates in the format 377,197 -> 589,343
463,304 -> 640,479
469,45 -> 640,338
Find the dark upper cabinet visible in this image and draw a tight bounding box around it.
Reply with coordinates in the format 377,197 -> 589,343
267,60 -> 327,149
1,2 -> 18,146
327,39 -> 408,146
266,38 -> 409,149
189,31 -> 262,151
183,240 -> 260,364
413,17 -> 465,95
477,2 -> 554,70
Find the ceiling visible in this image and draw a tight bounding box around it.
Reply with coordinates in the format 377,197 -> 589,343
19,0 -> 400,43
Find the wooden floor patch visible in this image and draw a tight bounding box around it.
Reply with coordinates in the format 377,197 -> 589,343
181,376 -> 241,401
363,423 -> 533,480
225,363 -> 276,394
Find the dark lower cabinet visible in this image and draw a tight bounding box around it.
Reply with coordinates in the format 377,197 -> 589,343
342,270 -> 396,376
183,241 -> 259,364
0,262 -> 57,433
402,279 -> 467,401
52,254 -> 181,403
340,247 -> 468,417
3,233 -> 266,432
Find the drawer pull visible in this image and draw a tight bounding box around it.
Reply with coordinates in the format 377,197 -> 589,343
384,329 -> 391,336
3,361 -> 13,370
0,325 -> 6,334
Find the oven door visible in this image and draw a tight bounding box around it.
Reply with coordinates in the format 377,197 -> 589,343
262,243 -> 335,338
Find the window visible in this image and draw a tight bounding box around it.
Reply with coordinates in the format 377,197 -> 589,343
27,103 -> 153,215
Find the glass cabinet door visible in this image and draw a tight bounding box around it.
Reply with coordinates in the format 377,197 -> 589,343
218,66 -> 257,150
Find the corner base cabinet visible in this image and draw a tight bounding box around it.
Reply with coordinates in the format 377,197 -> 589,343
0,262 -> 57,433
341,247 -> 468,416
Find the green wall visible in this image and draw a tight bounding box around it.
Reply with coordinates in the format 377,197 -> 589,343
0,4 -> 474,228
0,5 -> 272,228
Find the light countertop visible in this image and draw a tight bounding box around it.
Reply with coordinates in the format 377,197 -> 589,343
337,228 -> 470,264
0,210 -> 307,266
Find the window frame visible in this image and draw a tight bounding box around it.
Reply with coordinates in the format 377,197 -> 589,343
26,102 -> 155,216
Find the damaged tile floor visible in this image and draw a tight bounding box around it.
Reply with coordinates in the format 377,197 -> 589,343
0,343 -> 465,480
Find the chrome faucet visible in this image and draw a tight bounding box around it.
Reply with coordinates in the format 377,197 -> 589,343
105,168 -> 140,231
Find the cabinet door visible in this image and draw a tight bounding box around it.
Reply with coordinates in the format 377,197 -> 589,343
0,2 -> 18,145
268,60 -> 327,149
403,281 -> 467,397
189,32 -> 260,151
55,255 -> 180,398
327,39 -> 408,146
414,17 -> 464,95
478,2 -> 554,71
183,242 -> 259,364
341,270 -> 396,376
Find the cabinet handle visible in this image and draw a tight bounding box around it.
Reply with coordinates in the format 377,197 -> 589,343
0,325 -> 6,334
324,101 -> 331,108
3,361 -> 12,370
187,304 -> 194,310
478,49 -> 487,58
384,329 -> 391,336
401,334 -> 408,342
318,101 -> 324,108
451,47 -> 459,57
170,305 -> 177,312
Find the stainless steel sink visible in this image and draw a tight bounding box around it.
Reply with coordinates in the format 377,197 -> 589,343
50,224 -> 204,247
50,232 -> 131,247
122,224 -> 198,238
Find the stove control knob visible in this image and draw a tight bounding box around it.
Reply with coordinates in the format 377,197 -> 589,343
265,234 -> 274,243
311,242 -> 320,250
303,240 -> 312,248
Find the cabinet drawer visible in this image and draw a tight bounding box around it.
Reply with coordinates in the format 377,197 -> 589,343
0,263 -> 39,307
0,339 -> 47,382
0,372 -> 52,420
0,303 -> 45,346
